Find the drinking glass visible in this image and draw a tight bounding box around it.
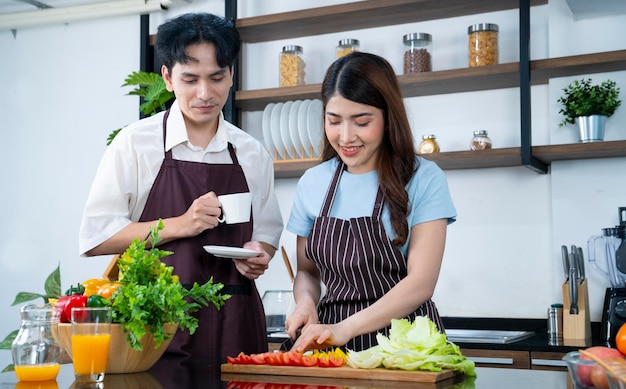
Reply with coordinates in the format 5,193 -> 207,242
71,307 -> 112,384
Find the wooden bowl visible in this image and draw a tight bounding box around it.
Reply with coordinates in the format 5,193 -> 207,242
52,322 -> 177,374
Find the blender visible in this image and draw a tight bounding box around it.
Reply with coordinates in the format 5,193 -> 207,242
587,207 -> 626,345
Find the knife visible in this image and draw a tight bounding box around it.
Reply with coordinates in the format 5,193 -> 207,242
561,245 -> 570,280
577,246 -> 585,282
569,266 -> 579,314
571,245 -> 580,282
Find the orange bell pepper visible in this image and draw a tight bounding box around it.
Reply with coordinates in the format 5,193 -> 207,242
96,282 -> 122,299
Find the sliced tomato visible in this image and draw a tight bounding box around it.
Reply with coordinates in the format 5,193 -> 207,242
227,352 -> 253,364
316,355 -> 330,368
249,353 -> 267,364
300,354 -> 318,367
285,351 -> 303,366
327,354 -> 344,367
265,352 -> 283,365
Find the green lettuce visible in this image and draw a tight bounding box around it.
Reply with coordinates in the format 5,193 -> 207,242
347,317 -> 476,377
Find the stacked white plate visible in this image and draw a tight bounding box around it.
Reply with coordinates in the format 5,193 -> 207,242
262,99 -> 323,160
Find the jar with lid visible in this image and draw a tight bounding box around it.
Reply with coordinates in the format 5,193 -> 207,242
336,39 -> 360,58
468,23 -> 499,67
279,45 -> 305,87
418,135 -> 440,154
11,304 -> 62,381
470,130 -> 492,150
403,33 -> 432,74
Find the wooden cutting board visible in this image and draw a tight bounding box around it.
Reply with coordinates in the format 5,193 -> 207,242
220,364 -> 462,383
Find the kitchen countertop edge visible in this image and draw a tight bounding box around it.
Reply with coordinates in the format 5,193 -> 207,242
269,317 -> 606,353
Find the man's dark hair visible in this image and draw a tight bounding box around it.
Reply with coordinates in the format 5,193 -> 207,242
156,13 -> 241,71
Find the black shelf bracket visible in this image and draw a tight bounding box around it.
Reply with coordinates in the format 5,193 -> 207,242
519,0 -> 548,174
224,0 -> 239,126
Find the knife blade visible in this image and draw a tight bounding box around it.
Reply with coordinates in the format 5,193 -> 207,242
577,246 -> 585,282
571,245 -> 580,282
569,267 -> 579,314
561,245 -> 570,280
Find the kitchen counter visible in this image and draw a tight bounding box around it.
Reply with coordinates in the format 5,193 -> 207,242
0,356 -> 571,388
440,316 -> 605,353
269,317 -> 606,353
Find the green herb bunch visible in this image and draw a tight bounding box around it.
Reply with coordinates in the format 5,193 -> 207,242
112,220 -> 230,350
557,78 -> 622,127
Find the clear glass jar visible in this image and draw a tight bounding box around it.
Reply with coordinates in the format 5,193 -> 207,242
403,33 -> 432,74
279,45 -> 305,87
11,304 -> 62,382
418,135 -> 440,154
468,23 -> 499,67
470,130 -> 492,150
261,290 -> 294,333
336,38 -> 359,58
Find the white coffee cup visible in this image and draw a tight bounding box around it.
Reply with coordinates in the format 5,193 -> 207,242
217,192 -> 252,224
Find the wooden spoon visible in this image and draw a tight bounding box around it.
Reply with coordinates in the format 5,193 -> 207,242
281,246 -> 295,283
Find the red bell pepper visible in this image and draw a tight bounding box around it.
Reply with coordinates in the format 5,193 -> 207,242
54,294 -> 88,323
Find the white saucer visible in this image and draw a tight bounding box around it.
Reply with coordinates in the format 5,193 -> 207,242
203,245 -> 260,259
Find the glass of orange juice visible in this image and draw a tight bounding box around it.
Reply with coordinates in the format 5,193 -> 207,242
71,307 -> 112,384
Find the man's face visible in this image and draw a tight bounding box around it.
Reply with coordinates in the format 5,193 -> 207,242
162,42 -> 233,132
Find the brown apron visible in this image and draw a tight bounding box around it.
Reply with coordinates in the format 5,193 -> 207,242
305,160 -> 444,352
138,110 -> 267,362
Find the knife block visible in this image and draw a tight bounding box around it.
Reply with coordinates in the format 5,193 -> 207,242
562,279 -> 592,341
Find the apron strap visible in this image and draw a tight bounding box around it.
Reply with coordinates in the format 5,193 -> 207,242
319,160 -> 345,217
320,159 -> 385,220
372,187 -> 385,219
162,109 -> 173,160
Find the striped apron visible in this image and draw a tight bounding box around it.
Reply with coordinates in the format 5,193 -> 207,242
305,161 -> 444,351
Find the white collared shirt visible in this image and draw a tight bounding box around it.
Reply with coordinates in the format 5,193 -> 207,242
79,100 -> 283,255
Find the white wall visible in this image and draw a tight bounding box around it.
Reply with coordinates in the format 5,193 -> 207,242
1,0 -> 625,369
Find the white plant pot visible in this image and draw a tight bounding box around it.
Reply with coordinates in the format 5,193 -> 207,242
576,115 -> 607,143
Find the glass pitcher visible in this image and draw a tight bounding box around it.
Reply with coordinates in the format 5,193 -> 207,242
587,227 -> 626,288
11,304 -> 62,381
261,290 -> 294,333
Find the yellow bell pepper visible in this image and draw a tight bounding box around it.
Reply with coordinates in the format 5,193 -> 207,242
81,278 -> 109,296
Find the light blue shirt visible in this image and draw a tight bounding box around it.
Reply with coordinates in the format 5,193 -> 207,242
287,156 -> 456,255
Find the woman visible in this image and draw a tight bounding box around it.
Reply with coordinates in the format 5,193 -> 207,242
285,52 -> 456,352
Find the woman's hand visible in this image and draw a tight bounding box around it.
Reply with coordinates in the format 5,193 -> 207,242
291,322 -> 353,353
232,241 -> 270,280
285,301 -> 317,340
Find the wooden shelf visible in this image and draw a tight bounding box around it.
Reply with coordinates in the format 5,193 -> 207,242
533,140 -> 626,163
236,0 -> 547,43
233,1 -> 626,176
273,141 -> 626,177
235,50 -> 626,111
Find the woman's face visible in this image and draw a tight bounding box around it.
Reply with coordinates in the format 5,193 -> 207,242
324,95 -> 385,174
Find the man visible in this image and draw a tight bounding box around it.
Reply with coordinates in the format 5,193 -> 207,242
79,13 -> 283,361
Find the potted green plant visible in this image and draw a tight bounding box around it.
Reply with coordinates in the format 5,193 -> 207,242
557,78 -> 622,142
107,71 -> 174,145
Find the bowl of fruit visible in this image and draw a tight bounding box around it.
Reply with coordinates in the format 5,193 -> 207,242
564,346 -> 626,389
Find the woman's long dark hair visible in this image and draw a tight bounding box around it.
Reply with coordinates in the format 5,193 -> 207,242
320,52 -> 418,246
